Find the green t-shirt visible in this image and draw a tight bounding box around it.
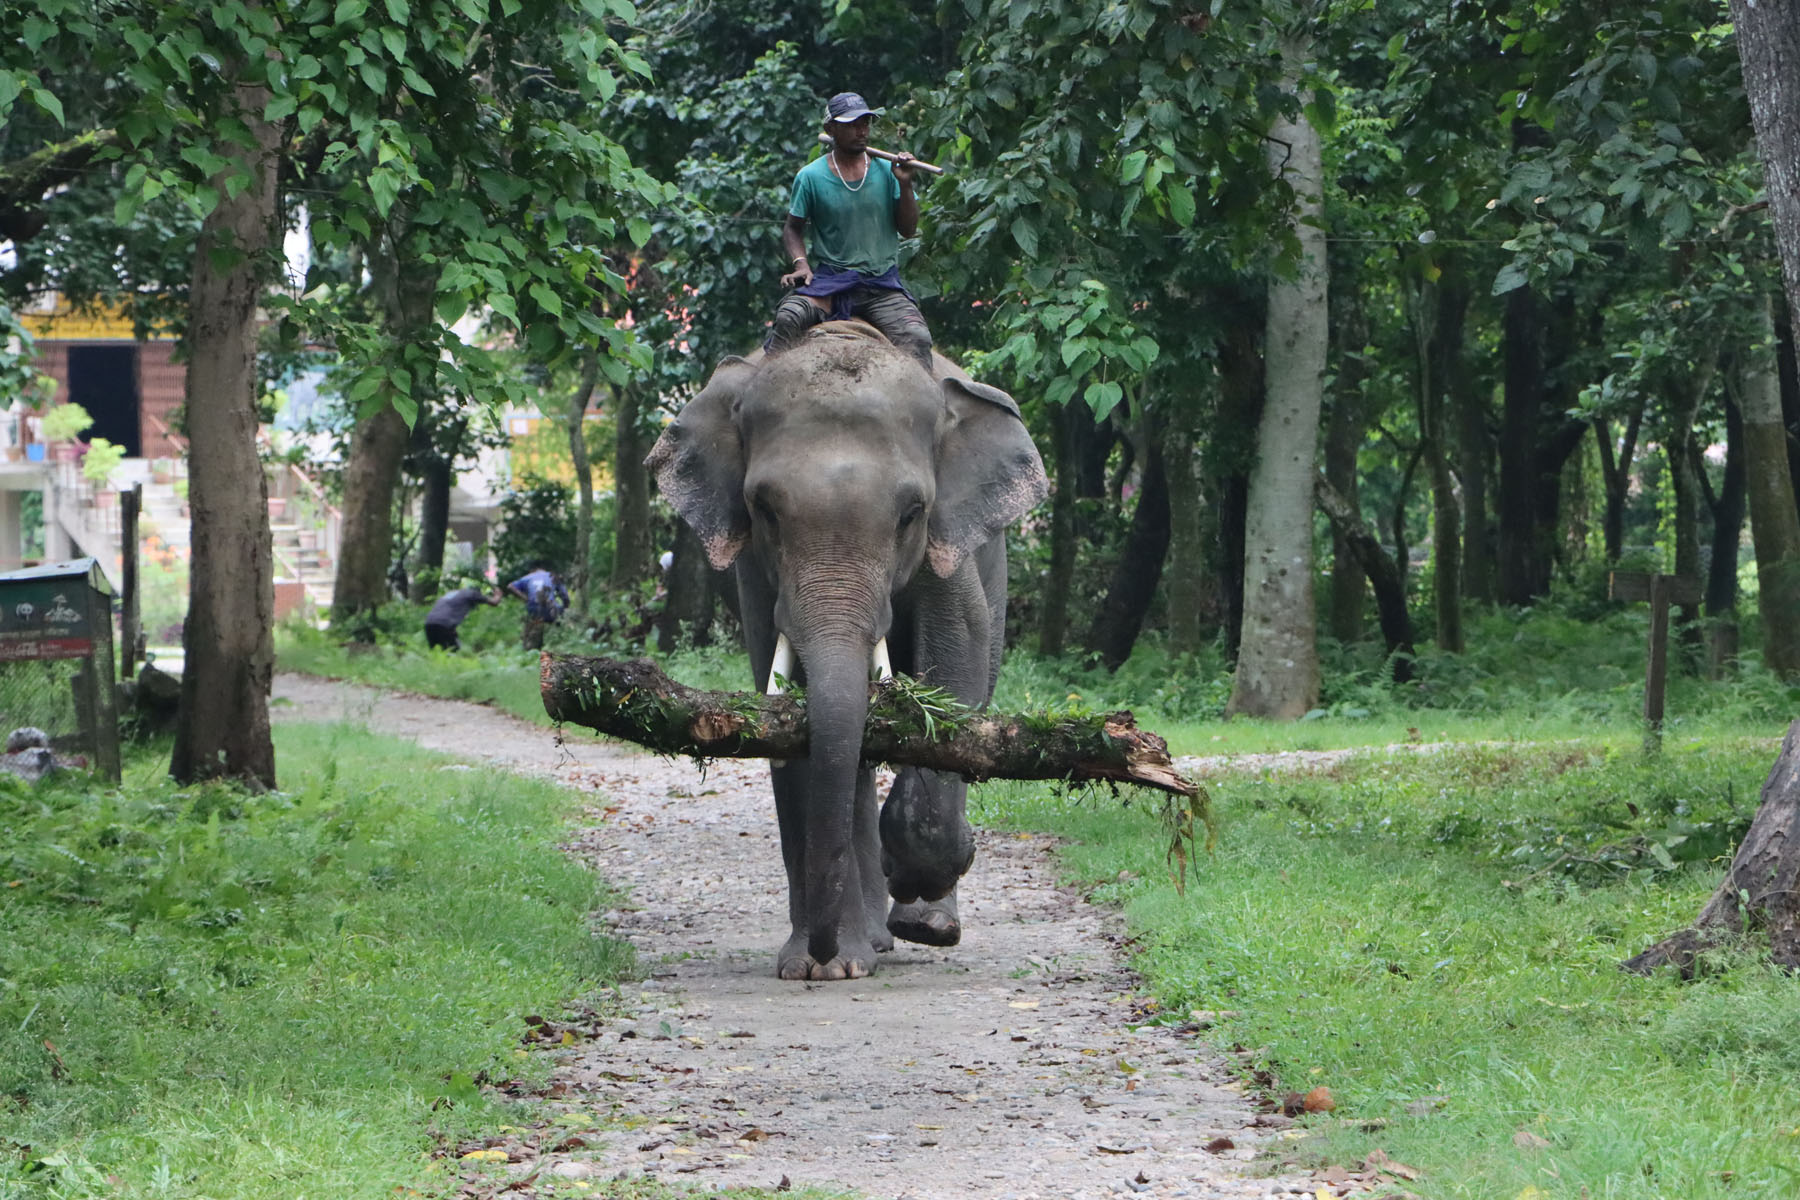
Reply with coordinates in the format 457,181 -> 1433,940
788,154 -> 902,275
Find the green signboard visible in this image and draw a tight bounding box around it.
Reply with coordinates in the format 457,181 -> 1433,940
0,576 -> 99,660
0,558 -> 119,783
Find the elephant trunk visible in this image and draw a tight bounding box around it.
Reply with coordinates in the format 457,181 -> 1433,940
795,636 -> 872,966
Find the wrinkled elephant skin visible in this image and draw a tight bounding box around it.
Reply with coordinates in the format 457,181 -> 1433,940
646,324 -> 1047,980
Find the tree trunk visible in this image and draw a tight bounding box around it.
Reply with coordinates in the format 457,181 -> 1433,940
1779,297 -> 1800,512
1228,48 -> 1325,719
1212,317 -> 1264,660
1164,419 -> 1207,657
1595,403 -> 1645,564
1743,296 -> 1800,678
1498,287 -> 1542,605
331,405 -> 410,626
1423,280 -> 1467,653
1456,365 -> 1495,606
1315,474 -> 1415,680
1731,0 -> 1800,398
1038,401 -> 1080,657
1324,308 -> 1368,644
611,383 -> 653,589
1703,391 -> 1748,676
1084,411 -> 1171,671
1625,720 -> 1800,975
540,654 -> 1200,798
1667,362 -> 1716,669
409,451 -> 452,602
566,356 -> 599,615
331,235 -> 436,626
657,521 -> 717,652
170,79 -> 279,790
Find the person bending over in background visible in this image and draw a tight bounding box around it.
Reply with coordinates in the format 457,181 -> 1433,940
423,584 -> 502,652
508,564 -> 569,651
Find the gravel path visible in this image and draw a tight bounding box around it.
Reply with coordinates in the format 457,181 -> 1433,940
273,675 -> 1314,1200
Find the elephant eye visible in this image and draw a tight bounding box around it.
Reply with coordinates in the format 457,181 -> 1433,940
898,501 -> 925,532
753,495 -> 779,531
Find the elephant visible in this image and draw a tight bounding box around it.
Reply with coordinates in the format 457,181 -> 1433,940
646,322 -> 1048,981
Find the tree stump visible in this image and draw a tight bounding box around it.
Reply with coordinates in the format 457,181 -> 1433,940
1624,720 -> 1800,975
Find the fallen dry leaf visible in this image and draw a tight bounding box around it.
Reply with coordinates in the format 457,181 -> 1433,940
1364,1148 -> 1421,1181
460,1149 -> 508,1162
1513,1129 -> 1551,1151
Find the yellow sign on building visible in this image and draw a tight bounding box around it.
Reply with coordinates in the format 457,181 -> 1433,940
20,299 -> 165,342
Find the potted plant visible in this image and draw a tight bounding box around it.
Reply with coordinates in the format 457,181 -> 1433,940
83,437 -> 127,494
40,402 -> 94,463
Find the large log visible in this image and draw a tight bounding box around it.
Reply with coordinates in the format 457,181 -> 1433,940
540,653 -> 1199,798
1624,719 -> 1800,975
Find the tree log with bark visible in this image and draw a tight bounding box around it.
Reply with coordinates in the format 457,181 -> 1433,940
541,653 -> 1199,798
1624,721 -> 1800,976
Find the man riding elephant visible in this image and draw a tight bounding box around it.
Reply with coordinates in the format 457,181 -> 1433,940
764,91 -> 935,371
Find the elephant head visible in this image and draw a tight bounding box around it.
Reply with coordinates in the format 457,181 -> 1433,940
647,325 -> 1046,972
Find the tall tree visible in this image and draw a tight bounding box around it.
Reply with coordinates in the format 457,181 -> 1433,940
1229,35 -> 1326,718
331,233 -> 434,625
168,69 -> 281,788
1731,0 -> 1800,361
565,357 -> 600,616
1742,297 -> 1800,677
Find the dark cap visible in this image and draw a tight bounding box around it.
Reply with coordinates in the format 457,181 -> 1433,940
825,91 -> 883,123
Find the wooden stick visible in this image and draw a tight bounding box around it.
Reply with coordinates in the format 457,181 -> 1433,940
816,134 -> 945,176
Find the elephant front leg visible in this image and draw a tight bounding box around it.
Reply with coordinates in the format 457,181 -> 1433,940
772,762 -> 885,980
880,766 -> 976,906
887,890 -> 961,947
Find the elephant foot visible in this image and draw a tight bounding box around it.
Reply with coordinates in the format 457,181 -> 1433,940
887,896 -> 960,947
778,932 -> 876,981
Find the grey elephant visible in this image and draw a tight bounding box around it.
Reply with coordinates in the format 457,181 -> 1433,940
646,322 -> 1047,981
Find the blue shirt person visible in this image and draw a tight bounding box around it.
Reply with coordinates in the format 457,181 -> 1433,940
507,568 -> 568,621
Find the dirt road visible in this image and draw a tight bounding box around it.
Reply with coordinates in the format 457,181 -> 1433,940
273,676 -> 1309,1200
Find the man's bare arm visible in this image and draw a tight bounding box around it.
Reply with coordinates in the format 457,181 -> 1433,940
780,215 -> 812,287
893,154 -> 919,238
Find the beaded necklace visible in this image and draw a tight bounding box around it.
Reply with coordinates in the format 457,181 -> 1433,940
828,149 -> 868,192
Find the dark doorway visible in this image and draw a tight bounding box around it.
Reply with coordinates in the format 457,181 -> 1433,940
66,344 -> 142,457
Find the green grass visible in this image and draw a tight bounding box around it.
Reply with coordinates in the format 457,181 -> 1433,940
276,606 -> 749,728
283,590 -> 1800,758
974,740 -> 1800,1198
0,725 -> 632,1199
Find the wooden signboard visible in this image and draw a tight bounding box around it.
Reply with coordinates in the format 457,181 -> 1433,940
0,558 -> 120,781
1609,570 -> 1701,751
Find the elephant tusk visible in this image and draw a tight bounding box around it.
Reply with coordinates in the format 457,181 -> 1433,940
871,638 -> 894,682
766,633 -> 795,695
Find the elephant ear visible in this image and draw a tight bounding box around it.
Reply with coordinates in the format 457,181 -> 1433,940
927,377 -> 1049,578
645,356 -> 756,569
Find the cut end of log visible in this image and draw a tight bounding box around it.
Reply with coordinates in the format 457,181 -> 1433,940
690,711 -> 747,742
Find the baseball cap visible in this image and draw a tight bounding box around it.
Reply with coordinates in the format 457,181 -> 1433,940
825,92 -> 883,123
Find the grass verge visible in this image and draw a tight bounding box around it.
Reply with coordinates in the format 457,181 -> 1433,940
0,724 -> 630,1199
973,738 -> 1800,1199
